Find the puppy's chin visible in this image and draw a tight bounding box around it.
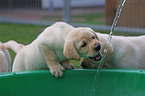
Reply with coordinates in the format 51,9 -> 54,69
88,52 -> 102,61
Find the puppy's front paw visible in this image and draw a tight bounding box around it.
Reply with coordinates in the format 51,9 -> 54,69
62,61 -> 74,69
50,64 -> 65,78
63,63 -> 74,69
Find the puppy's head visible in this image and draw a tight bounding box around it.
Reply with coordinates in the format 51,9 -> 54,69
63,27 -> 102,61
81,33 -> 114,68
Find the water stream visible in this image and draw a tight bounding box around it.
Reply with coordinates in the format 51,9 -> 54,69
90,0 -> 127,96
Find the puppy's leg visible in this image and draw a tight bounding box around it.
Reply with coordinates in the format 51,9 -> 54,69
0,52 -> 8,72
62,59 -> 74,69
2,49 -> 11,71
12,52 -> 26,71
39,44 -> 65,78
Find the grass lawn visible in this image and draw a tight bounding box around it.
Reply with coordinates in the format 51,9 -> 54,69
0,23 -> 82,69
72,13 -> 106,25
43,13 -> 106,25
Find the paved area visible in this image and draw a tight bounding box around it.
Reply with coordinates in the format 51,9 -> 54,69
0,7 -> 105,22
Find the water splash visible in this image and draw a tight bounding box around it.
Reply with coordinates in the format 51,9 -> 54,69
97,0 -> 126,78
90,0 -> 127,96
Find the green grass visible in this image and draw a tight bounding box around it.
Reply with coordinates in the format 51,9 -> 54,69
0,23 -> 82,68
0,23 -> 46,44
43,13 -> 106,25
72,13 -> 106,25
73,13 -> 105,18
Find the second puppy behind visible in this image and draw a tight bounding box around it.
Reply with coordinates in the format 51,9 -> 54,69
81,32 -> 145,69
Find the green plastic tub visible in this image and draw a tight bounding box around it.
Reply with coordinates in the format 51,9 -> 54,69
0,69 -> 145,96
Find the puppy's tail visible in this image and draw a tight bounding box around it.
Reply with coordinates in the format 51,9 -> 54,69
1,40 -> 25,53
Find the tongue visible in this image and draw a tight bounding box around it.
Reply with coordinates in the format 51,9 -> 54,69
89,53 -> 102,61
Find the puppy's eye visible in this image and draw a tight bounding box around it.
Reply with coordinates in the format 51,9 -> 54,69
81,42 -> 87,47
92,36 -> 95,39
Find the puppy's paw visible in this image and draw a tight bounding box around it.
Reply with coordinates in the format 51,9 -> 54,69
50,64 -> 65,78
62,61 -> 74,70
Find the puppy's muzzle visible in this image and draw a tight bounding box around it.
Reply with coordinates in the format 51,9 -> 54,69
94,44 -> 101,51
89,52 -> 102,61
88,43 -> 102,61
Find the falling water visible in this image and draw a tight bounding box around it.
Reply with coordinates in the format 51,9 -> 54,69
97,0 -> 127,77
90,0 -> 127,96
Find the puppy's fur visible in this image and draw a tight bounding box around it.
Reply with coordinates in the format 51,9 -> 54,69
81,32 -> 145,69
2,22 -> 101,77
0,42 -> 11,72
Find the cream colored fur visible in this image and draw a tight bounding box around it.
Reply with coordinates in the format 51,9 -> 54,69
81,32 -> 145,69
0,42 -> 11,72
2,22 -> 101,78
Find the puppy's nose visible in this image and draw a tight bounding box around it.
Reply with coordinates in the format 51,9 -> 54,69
94,44 -> 101,51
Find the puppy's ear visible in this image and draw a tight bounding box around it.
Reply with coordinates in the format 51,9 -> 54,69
63,40 -> 80,60
92,31 -> 99,40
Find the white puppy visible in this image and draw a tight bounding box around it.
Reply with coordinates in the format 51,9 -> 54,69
0,42 -> 11,72
2,22 -> 102,78
81,32 -> 145,69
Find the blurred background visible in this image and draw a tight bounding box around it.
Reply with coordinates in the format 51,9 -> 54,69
0,0 -> 145,35
0,0 -> 145,67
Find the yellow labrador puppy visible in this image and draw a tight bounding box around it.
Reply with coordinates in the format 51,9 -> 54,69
0,42 -> 11,72
81,32 -> 145,69
2,22 -> 102,78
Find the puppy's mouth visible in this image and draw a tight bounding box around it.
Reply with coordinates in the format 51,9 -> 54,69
89,52 -> 102,61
